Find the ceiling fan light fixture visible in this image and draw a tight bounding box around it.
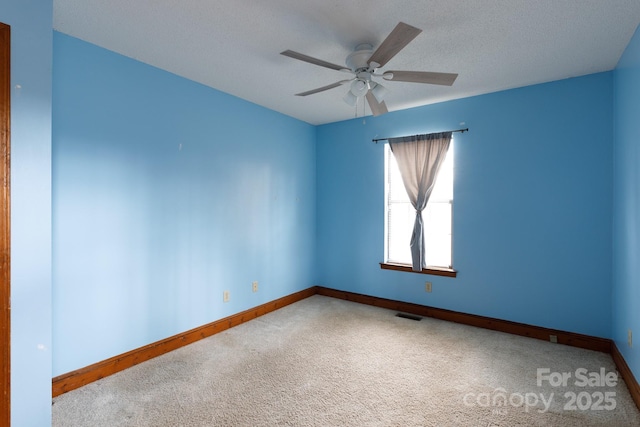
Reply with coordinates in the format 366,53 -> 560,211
371,83 -> 388,103
343,90 -> 358,106
350,79 -> 368,97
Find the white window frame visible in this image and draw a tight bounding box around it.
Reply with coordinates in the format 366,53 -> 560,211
383,141 -> 454,270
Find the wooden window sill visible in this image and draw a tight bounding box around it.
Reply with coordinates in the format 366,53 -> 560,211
380,262 -> 457,277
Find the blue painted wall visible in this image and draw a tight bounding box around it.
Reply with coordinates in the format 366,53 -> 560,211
0,0 -> 53,425
317,73 -> 613,338
613,25 -> 640,381
52,33 -> 316,375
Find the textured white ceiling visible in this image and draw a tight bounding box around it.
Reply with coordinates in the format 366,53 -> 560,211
53,0 -> 640,125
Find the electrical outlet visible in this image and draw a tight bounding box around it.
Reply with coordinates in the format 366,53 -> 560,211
629,329 -> 633,348
223,290 -> 230,303
252,281 -> 258,292
425,282 -> 432,293
549,335 -> 558,343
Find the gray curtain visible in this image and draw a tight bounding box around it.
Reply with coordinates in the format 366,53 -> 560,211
389,132 -> 452,271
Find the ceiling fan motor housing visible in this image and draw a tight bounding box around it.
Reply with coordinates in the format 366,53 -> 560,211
346,43 -> 374,72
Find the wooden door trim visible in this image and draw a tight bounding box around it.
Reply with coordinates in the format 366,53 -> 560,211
0,21 -> 11,426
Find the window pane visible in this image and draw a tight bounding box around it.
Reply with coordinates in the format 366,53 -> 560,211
388,152 -> 409,201
387,202 -> 413,263
424,202 -> 452,268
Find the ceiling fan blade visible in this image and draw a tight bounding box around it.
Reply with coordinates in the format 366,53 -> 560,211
384,71 -> 458,86
281,50 -> 346,71
367,22 -> 422,68
366,91 -> 389,116
295,80 -> 351,96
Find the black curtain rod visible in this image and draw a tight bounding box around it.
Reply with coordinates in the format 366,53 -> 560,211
372,128 -> 469,143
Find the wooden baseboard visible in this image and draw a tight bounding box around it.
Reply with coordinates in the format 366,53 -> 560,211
52,286 -> 317,397
53,284 -> 640,414
611,342 -> 640,410
318,287 -> 640,412
315,287 -> 611,353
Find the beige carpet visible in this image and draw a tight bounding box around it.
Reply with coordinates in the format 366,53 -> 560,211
52,295 -> 640,426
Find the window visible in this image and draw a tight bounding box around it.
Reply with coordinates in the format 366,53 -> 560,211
384,141 -> 453,270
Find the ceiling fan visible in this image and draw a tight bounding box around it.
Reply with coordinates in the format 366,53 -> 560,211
281,22 -> 458,116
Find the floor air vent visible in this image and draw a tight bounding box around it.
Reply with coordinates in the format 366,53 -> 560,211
395,313 -> 422,321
